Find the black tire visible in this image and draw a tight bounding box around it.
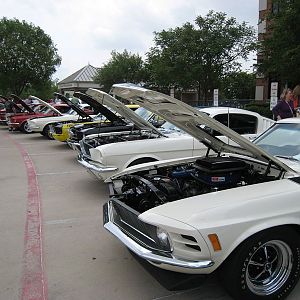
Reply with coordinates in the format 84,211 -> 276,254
20,121 -> 32,133
219,226 -> 300,300
42,124 -> 53,140
127,158 -> 157,167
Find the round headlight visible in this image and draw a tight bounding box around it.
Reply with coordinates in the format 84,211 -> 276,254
156,227 -> 172,251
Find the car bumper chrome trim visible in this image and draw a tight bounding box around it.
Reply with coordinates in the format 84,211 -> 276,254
103,202 -> 214,270
67,141 -> 80,151
77,155 -> 118,173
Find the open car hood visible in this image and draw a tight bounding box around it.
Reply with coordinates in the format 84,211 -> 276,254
0,95 -> 22,112
73,92 -> 126,125
11,94 -> 34,113
29,96 -> 63,115
54,93 -> 93,120
86,88 -> 162,134
110,83 -> 293,173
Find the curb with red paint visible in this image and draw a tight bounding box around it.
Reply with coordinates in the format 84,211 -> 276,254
4,134 -> 47,300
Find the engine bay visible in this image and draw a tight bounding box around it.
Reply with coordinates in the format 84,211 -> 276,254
84,130 -> 161,148
110,156 -> 282,213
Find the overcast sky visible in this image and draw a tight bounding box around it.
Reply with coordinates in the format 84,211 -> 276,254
1,0 -> 258,81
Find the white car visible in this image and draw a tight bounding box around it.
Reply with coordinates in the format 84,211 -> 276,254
27,98 -> 94,138
103,84 -> 300,300
67,88 -> 163,150
78,89 -> 274,182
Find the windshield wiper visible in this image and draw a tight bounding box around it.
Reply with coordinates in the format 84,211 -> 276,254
275,155 -> 299,161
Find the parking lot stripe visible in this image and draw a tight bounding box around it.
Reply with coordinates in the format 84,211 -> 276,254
4,134 -> 47,300
29,151 -> 71,156
37,171 -> 83,176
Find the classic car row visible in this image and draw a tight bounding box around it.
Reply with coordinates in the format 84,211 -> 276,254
2,85 -> 300,300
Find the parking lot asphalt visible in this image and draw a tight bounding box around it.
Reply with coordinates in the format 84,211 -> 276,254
1,126 -> 300,300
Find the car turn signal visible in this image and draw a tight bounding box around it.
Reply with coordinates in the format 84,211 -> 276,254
208,234 -> 222,251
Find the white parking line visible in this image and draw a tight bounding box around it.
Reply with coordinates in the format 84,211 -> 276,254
37,171 -> 84,176
29,152 -> 72,156
45,218 -> 80,225
19,142 -> 51,145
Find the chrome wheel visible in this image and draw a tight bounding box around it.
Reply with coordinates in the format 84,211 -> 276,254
246,240 -> 293,296
23,121 -> 32,133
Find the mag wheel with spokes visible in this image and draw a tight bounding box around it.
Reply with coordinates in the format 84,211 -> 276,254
246,240 -> 292,296
20,121 -> 32,133
42,124 -> 54,140
220,227 -> 300,300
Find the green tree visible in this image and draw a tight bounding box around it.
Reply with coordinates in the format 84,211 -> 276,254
220,72 -> 256,99
0,18 -> 61,96
23,79 -> 59,100
94,50 -> 147,92
146,11 -> 256,102
258,0 -> 300,87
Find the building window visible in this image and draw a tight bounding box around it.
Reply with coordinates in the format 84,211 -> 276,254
258,20 -> 267,34
272,2 -> 279,14
255,86 -> 265,101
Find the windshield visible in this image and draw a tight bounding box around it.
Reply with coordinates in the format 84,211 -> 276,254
93,113 -> 107,121
68,109 -> 77,115
134,107 -> 152,120
42,107 -> 52,114
35,105 -> 47,113
254,123 -> 300,160
161,121 -> 182,132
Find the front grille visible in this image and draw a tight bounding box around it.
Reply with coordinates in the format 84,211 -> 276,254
69,127 -> 82,141
80,139 -> 92,157
107,199 -> 171,252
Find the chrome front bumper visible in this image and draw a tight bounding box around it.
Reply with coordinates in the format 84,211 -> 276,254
77,154 -> 118,173
67,140 -> 80,151
103,201 -> 214,270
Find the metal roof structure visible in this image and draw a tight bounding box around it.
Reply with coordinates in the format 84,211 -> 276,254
58,64 -> 99,84
58,64 -> 101,92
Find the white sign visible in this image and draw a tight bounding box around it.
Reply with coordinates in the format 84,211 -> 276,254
270,82 -> 278,110
270,96 -> 278,110
213,89 -> 219,107
270,82 -> 278,97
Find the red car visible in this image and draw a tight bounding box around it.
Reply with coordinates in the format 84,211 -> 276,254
7,95 -> 70,133
0,96 -> 24,124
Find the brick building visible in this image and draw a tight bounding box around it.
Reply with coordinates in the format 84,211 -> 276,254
255,0 -> 275,101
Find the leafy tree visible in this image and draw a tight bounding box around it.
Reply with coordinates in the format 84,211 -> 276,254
220,72 -> 256,99
146,11 -> 256,102
258,0 -> 300,87
0,18 -> 61,96
22,79 -> 59,100
94,50 -> 147,92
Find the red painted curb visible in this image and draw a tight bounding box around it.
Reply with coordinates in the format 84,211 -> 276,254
4,134 -> 47,300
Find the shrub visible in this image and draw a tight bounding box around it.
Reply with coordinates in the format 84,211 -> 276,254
245,101 -> 273,119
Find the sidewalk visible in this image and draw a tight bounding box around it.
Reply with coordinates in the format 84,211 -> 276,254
0,128 -> 27,300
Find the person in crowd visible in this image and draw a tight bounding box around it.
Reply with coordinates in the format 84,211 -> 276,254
292,85 -> 300,117
4,99 -> 14,113
272,88 -> 295,120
